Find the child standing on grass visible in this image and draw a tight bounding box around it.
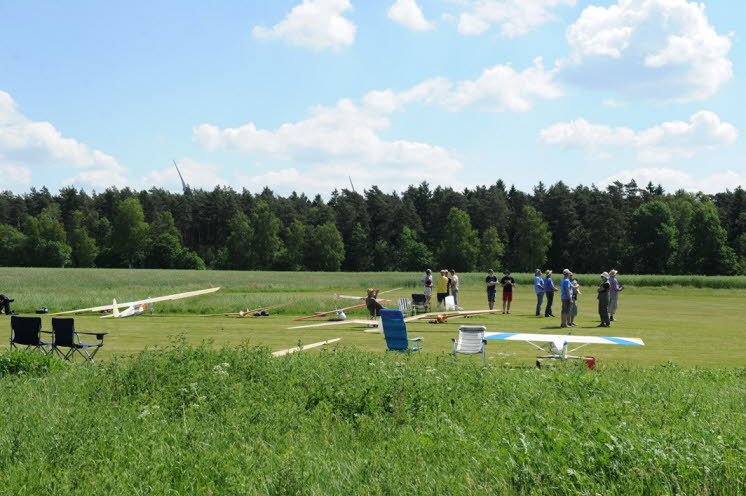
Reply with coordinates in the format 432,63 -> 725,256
421,269 -> 433,309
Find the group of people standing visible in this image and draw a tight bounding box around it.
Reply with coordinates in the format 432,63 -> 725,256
421,269 -> 460,308
534,269 -> 624,327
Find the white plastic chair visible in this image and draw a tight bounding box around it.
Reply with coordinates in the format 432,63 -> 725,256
451,326 -> 487,364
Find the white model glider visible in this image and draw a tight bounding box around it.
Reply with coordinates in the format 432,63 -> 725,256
483,332 -> 644,365
49,287 -> 221,319
272,338 -> 342,357
288,309 -> 498,330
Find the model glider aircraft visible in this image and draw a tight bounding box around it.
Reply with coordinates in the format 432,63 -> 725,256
483,332 -> 644,364
272,338 -> 342,357
333,287 -> 401,301
202,302 -> 288,318
49,287 -> 221,319
288,309 -> 498,330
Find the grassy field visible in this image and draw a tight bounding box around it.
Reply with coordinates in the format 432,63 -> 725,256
1,268 -> 745,494
1,268 -> 744,367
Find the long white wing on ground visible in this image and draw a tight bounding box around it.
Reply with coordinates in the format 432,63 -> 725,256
49,287 -> 221,316
483,332 -> 644,346
404,309 -> 498,322
287,319 -> 379,329
272,338 -> 342,357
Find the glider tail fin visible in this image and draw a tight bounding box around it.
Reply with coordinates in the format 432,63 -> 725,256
112,299 -> 119,318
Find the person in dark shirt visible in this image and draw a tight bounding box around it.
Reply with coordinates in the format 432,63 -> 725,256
597,273 -> 611,327
544,270 -> 556,317
0,294 -> 15,315
365,288 -> 383,317
485,269 -> 498,310
500,270 -> 516,314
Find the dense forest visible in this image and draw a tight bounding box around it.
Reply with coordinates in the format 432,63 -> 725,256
0,180 -> 744,275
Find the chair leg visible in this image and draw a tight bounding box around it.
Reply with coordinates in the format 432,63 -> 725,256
481,347 -> 485,366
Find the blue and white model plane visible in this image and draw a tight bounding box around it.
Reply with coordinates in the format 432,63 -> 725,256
483,332 -> 644,367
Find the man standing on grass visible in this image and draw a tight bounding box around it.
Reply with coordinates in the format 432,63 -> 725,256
597,272 -> 611,327
560,269 -> 573,328
500,270 -> 516,314
608,269 -> 624,321
569,276 -> 580,327
544,270 -> 556,317
436,269 -> 449,308
485,269 -> 498,310
449,269 -> 460,308
534,269 -> 544,316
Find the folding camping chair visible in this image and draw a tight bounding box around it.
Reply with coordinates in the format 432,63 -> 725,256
10,316 -> 52,354
398,297 -> 411,314
380,309 -> 423,352
411,293 -> 428,314
451,326 -> 487,365
51,318 -> 108,363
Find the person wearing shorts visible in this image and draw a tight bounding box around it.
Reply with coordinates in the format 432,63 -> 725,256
500,270 -> 515,314
569,277 -> 580,327
421,269 -> 433,308
485,269 -> 498,310
436,269 -> 449,307
560,269 -> 573,328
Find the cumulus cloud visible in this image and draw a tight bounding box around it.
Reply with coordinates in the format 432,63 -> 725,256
252,0 -> 356,51
561,0 -> 733,102
540,110 -> 738,162
599,168 -> 745,194
388,0 -> 434,31
0,164 -> 31,188
0,90 -> 126,190
457,0 -> 576,37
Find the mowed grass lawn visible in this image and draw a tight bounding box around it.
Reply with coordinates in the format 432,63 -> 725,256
1,268 -> 744,367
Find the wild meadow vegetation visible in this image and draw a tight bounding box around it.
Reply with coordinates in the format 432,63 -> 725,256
0,345 -> 744,494
2,268 -> 745,493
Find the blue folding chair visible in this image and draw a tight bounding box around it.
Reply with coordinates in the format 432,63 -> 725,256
380,309 -> 423,352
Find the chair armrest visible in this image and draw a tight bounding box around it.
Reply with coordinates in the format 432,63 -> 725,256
77,331 -> 109,340
40,330 -> 54,335
409,337 -> 424,342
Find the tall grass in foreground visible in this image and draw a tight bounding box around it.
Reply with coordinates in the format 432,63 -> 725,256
0,344 -> 743,495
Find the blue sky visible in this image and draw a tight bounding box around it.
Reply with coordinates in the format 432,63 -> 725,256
1,0 -> 744,195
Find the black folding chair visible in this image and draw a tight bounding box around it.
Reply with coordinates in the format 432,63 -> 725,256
411,293 -> 429,314
51,318 -> 108,363
10,316 -> 53,354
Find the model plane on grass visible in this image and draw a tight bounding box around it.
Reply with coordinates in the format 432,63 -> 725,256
333,287 -> 402,301
288,309 -> 498,330
292,287 -> 399,322
202,302 -> 288,318
49,287 -> 221,319
483,332 -> 644,366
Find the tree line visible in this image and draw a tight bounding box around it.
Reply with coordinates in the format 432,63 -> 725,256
0,180 -> 744,275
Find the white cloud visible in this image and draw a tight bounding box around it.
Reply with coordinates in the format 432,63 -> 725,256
388,0 -> 434,31
540,110 -> 738,162
252,0 -> 356,51
599,168 -> 745,194
561,0 -> 733,102
0,90 -> 126,190
0,164 -> 31,188
457,0 -> 576,37
603,98 -> 625,107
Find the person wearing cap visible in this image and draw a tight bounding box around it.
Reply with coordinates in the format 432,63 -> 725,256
533,269 -> 544,316
500,270 -> 516,314
365,288 -> 383,317
436,269 -> 449,308
608,269 -> 624,321
560,269 -> 574,328
485,269 -> 498,310
544,270 -> 556,317
569,277 -> 581,327
597,272 -> 611,327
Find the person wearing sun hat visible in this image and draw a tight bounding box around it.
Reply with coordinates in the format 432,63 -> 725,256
608,269 -> 624,321
597,272 -> 611,327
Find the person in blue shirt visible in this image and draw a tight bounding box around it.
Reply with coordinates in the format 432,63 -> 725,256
560,269 -> 574,328
533,269 -> 544,316
544,270 -> 556,317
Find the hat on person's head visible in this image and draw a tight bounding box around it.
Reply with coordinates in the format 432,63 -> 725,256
609,269 -> 618,276
546,269 -> 552,275
562,268 -> 571,275
503,270 -> 510,275
535,269 -> 541,275
426,269 -> 432,274
601,272 -> 609,278
488,269 -> 494,273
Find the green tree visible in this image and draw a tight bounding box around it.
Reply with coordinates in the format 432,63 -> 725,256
0,224 -> 27,266
438,207 -> 479,271
275,220 -> 306,271
217,212 -> 254,270
398,227 -> 432,271
478,226 -> 504,270
71,228 -> 98,267
23,206 -> 72,267
250,201 -> 281,270
306,222 -> 344,271
630,201 -> 678,273
510,205 -> 551,272
112,198 -> 150,268
345,223 -> 371,271
687,200 -> 736,275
